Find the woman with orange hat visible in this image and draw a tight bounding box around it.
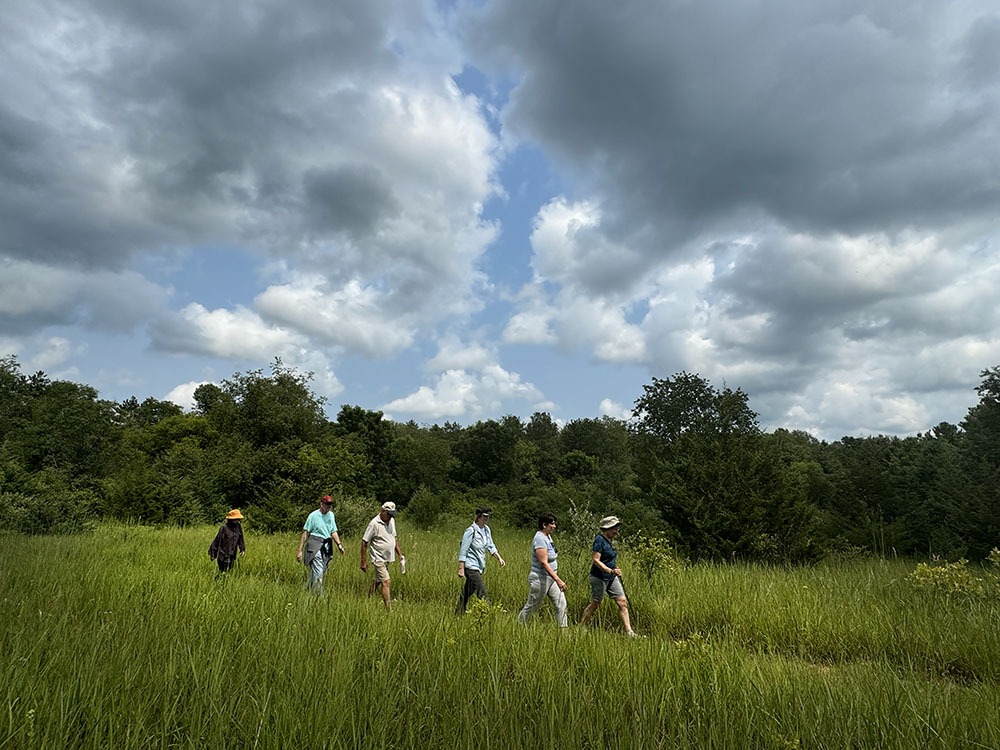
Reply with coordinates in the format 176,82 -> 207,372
209,509 -> 246,574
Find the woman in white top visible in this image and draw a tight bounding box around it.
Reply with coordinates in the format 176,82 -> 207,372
516,512 -> 568,627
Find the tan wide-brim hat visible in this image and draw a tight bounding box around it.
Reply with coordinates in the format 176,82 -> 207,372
599,515 -> 621,529
226,509 -> 244,520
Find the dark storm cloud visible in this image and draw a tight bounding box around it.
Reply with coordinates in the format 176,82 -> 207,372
303,165 -> 401,238
464,0 -> 1000,288
0,0 -> 400,270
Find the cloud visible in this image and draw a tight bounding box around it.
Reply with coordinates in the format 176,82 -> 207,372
599,398 -> 631,420
254,276 -> 415,359
2,0 -> 501,353
0,259 -> 169,334
164,380 -> 211,412
149,302 -> 344,399
465,1 -> 1000,284
381,337 -> 547,419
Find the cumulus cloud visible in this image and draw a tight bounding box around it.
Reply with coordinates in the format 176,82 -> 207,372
2,0 -> 501,357
381,337 -> 547,419
466,1 -> 1000,277
473,1 -> 1000,438
149,303 -> 344,399
599,398 -> 631,420
0,259 -> 169,334
164,380 -> 211,412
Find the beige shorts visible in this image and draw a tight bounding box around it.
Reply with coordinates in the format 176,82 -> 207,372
371,560 -> 390,582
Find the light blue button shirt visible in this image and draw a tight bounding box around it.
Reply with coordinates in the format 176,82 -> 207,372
458,524 -> 497,572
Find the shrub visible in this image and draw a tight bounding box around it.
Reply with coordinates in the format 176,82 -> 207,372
624,532 -> 686,577
907,559 -> 984,598
406,485 -> 443,528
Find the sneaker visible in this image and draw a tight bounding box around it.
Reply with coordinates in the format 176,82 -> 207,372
626,630 -> 647,638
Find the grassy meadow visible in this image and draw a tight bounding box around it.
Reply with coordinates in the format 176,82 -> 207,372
3,521 -> 1000,749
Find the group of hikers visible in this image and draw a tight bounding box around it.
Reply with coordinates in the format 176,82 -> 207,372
208,496 -> 641,635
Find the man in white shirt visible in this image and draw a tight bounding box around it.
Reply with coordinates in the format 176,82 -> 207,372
361,501 -> 404,610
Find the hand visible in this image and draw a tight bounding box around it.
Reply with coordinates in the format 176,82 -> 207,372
360,561 -> 367,572
458,568 -> 465,578
555,577 -> 567,592
497,556 -> 506,568
613,567 -> 622,577
337,544 -> 345,555
239,550 -> 245,557
296,549 -> 302,563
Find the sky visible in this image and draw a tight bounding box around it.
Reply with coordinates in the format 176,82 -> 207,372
2,0 -> 999,441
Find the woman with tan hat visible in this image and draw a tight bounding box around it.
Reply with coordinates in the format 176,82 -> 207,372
579,516 -> 638,636
209,509 -> 246,574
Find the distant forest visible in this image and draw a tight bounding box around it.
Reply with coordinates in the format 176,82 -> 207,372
2,354 -> 999,562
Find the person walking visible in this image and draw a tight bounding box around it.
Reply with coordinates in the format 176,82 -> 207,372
209,509 -> 246,575
297,495 -> 344,595
517,513 -> 567,628
361,501 -> 404,610
579,516 -> 639,636
456,507 -> 506,614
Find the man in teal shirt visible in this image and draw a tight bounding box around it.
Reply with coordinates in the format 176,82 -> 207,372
297,495 -> 344,595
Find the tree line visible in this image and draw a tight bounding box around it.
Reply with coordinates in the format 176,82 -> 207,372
2,354 -> 999,562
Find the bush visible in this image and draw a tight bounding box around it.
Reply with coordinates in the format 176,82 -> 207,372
328,492 -> 377,538
624,532 -> 686,577
406,485 -> 442,528
907,559 -> 984,598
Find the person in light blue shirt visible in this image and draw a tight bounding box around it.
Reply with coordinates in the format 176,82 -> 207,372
296,495 -> 344,595
456,507 -> 506,614
517,512 -> 568,627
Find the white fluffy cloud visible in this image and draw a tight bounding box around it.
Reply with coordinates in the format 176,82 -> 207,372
381,337 -> 547,419
164,380 -> 211,412
150,303 -> 343,399
599,398 -> 631,420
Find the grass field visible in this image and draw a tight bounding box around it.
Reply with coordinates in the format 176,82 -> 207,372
3,521 -> 1000,749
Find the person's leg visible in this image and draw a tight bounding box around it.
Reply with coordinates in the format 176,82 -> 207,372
372,561 -> 391,610
380,578 -> 391,610
469,569 -> 488,602
606,578 -> 633,633
517,572 -> 545,623
309,552 -> 327,595
615,597 -> 633,633
456,573 -> 477,615
580,575 -> 605,625
547,579 -> 568,628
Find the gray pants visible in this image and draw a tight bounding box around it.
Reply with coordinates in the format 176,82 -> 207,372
308,550 -> 330,595
517,571 -> 568,627
456,568 -> 488,614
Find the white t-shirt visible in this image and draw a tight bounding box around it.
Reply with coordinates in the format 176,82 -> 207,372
362,515 -> 397,564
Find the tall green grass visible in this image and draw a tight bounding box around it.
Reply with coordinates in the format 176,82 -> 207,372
3,523 -> 1000,749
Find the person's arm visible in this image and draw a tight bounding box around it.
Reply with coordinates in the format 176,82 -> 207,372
394,537 -> 403,561
458,528 -> 473,577
487,528 -> 504,567
360,540 -> 368,571
591,550 -> 619,577
332,531 -> 344,555
209,527 -> 223,560
238,528 -> 246,556
535,546 -> 565,591
297,529 -> 308,563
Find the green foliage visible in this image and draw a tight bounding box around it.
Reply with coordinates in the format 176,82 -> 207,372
907,559 -> 985,598
624,532 -> 686,577
463,596 -> 508,634
0,459 -> 97,534
406,485 -> 443,528
325,492 -> 377,538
